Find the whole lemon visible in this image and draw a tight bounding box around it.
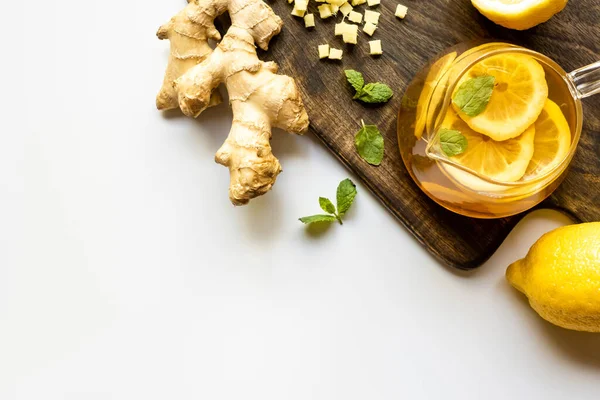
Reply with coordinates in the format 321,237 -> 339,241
506,222 -> 600,332
472,0 -> 569,31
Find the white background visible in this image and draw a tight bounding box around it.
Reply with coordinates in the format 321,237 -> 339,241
1,1 -> 600,399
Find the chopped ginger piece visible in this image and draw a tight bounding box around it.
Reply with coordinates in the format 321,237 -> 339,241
348,10 -> 363,23
351,0 -> 366,5
291,6 -> 306,17
367,0 -> 380,6
318,4 -> 333,19
335,22 -> 350,36
327,0 -> 347,5
295,0 -> 308,11
395,4 -> 408,19
343,31 -> 358,44
369,40 -> 382,55
318,44 -> 330,59
364,10 -> 380,25
330,4 -> 340,14
339,2 -> 353,16
329,48 -> 343,60
363,21 -> 377,36
304,13 -> 315,28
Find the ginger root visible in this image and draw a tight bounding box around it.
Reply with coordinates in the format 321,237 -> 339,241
156,0 -> 223,110
157,0 -> 309,205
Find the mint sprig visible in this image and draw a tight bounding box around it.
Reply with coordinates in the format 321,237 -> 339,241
452,75 -> 495,117
299,179 -> 357,225
355,120 -> 384,165
439,128 -> 468,157
344,70 -> 393,104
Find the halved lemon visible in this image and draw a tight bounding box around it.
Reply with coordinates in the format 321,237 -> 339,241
439,109 -> 535,183
452,53 -> 548,141
523,99 -> 571,179
471,0 -> 568,31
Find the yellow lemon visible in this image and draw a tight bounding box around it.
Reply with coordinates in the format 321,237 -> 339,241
523,99 -> 571,179
439,108 -> 535,183
414,52 -> 457,139
471,0 -> 568,30
507,222 -> 600,332
452,53 -> 548,141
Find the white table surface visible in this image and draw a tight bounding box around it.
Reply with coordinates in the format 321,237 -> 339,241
2,1 -> 600,399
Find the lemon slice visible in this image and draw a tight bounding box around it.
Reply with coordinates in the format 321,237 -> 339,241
439,109 -> 535,185
414,52 -> 457,139
452,53 -> 548,141
471,0 -> 569,31
523,99 -> 571,179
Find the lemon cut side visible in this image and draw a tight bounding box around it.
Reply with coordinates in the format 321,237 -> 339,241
472,0 -> 569,30
439,109 -> 535,186
453,53 -> 548,141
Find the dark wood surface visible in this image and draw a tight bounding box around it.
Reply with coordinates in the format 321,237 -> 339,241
262,0 -> 599,269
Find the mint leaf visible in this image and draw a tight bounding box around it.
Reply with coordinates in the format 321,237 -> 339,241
336,179 -> 357,217
319,197 -> 336,214
439,128 -> 468,157
452,75 -> 495,117
345,70 -> 365,92
355,123 -> 384,165
354,82 -> 393,103
299,214 -> 338,224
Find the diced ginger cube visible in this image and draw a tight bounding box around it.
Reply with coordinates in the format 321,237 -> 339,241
318,44 -> 330,59
330,4 -> 340,14
343,30 -> 358,44
369,39 -> 382,55
348,10 -> 363,23
363,21 -> 377,36
339,2 -> 353,16
291,6 -> 306,17
304,13 -> 315,28
329,48 -> 343,60
335,22 -> 349,36
367,0 -> 380,6
364,10 -> 380,25
295,0 -> 308,11
351,0 -> 366,6
395,4 -> 408,19
318,4 -> 333,19
327,0 -> 346,6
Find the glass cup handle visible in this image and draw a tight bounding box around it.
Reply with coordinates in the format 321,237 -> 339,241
568,61 -> 600,99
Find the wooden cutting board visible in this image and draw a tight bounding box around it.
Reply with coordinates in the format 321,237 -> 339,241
261,0 -> 600,269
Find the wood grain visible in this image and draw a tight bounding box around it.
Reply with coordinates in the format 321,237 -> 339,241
261,0 -> 599,269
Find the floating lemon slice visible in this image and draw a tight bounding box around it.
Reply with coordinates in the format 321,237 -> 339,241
523,99 -> 571,179
452,53 -> 548,141
414,52 -> 457,139
471,0 -> 568,31
438,109 -> 535,187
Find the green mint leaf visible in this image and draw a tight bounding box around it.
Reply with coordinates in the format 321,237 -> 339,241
344,70 -> 365,93
439,128 -> 468,157
355,82 -> 393,103
299,214 -> 338,225
319,197 -> 337,214
355,123 -> 384,165
452,75 -> 495,117
336,178 -> 357,217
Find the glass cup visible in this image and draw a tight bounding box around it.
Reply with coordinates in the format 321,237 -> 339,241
397,42 -> 600,219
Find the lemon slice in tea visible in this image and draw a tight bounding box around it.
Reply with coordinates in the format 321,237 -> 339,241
414,52 -> 457,139
452,53 -> 548,141
523,99 -> 571,179
439,109 -> 535,185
